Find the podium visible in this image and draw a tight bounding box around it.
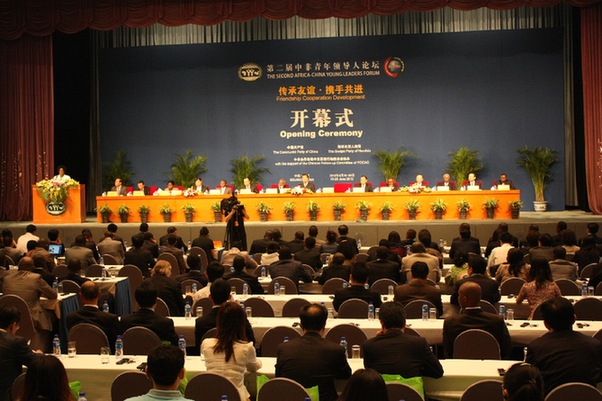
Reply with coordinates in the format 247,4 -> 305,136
32,184 -> 86,224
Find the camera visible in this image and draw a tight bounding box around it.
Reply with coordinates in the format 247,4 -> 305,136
221,196 -> 242,214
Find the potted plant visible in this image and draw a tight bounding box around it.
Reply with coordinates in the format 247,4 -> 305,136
168,149 -> 208,189
102,149 -> 134,192
256,202 -> 272,222
373,147 -> 414,182
380,202 -> 394,221
482,198 -> 499,219
332,201 -> 346,221
306,200 -> 320,221
116,204 -> 130,223
430,199 -> 447,220
516,146 -> 558,212
181,203 -> 196,223
97,204 -> 112,223
230,155 -> 271,190
159,203 -> 173,222
447,147 -> 484,186
356,200 -> 372,221
283,202 -> 295,221
509,200 -> 524,219
456,199 -> 471,220
138,204 -> 150,223
211,201 -> 222,223
404,199 -> 420,220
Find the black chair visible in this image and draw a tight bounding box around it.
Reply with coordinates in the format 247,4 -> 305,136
404,299 -> 437,319
282,298 -> 310,317
453,329 -> 501,359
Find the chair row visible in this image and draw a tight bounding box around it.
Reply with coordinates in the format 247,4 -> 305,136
500,276 -> 602,296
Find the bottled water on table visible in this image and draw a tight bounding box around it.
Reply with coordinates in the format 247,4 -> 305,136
185,302 -> 192,319
242,283 -> 249,296
178,335 -> 187,357
115,335 -> 123,360
78,392 -> 87,401
53,334 -> 61,356
422,304 -> 429,320
368,302 -> 375,320
102,300 -> 109,313
340,336 -> 348,355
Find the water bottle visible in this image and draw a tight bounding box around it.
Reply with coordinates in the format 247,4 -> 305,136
78,392 -> 87,401
242,283 -> 249,296
187,240 -> 191,251
102,300 -> 109,313
340,336 -> 348,355
240,302 -> 245,310
115,335 -> 123,360
185,302 -> 192,319
367,302 -> 375,321
261,266 -> 266,278
405,244 -> 411,255
102,267 -> 107,278
221,396 -> 228,401
582,284 -> 588,297
357,238 -> 362,250
283,336 -> 289,342
230,266 -> 235,273
99,255 -> 104,265
52,279 -> 58,292
178,335 -> 187,357
342,281 -> 348,288
274,282 -> 280,296
523,346 -> 528,362
422,304 -> 429,320
191,282 -> 197,293
439,238 -> 444,248
364,283 -> 369,290
52,334 -> 61,356
499,303 -> 506,319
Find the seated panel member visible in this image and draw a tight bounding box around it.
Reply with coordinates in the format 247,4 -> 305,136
110,178 -> 128,196
384,177 -> 399,192
436,173 -> 457,190
137,180 -> 150,195
462,172 -> 482,189
410,174 -> 428,188
218,179 -> 233,195
354,175 -> 373,192
192,177 -> 209,194
493,173 -> 516,189
298,173 -> 316,193
276,178 -> 289,193
240,177 -> 259,194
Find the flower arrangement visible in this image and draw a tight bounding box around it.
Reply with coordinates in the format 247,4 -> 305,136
35,178 -> 79,204
181,203 -> 196,214
398,186 -> 410,192
356,200 -> 372,210
380,202 -> 394,212
332,201 -> 346,211
306,200 -> 320,212
430,199 -> 447,211
509,200 -> 524,209
404,199 -> 421,212
159,203 -> 172,214
456,199 -> 471,212
483,198 -> 499,209
291,187 -> 304,196
138,204 -> 150,213
256,202 -> 273,214
116,204 -> 130,214
183,188 -> 196,197
283,202 -> 295,212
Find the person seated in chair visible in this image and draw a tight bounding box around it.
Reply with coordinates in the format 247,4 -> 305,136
332,263 -> 382,311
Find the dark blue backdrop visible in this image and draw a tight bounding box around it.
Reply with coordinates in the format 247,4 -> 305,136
99,29 -> 564,210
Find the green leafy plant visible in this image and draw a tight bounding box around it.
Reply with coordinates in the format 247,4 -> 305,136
159,203 -> 172,214
332,201 -> 346,211
380,202 -> 394,212
483,198 -> 499,209
404,199 -> 421,212
256,202 -> 273,214
210,201 -> 221,212
447,147 -> 484,184
306,200 -> 320,212
116,204 -> 130,214
373,147 -> 414,181
283,202 -> 295,212
509,200 -> 524,209
138,204 -> 150,213
103,149 -> 134,189
356,200 -> 372,210
96,204 -> 111,214
181,203 -> 196,214
230,155 -> 271,189
456,199 -> 471,212
35,178 -> 79,204
516,146 -> 558,202
430,199 -> 447,211
168,149 -> 208,188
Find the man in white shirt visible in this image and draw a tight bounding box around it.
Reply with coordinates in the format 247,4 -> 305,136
487,232 -> 514,268
16,224 -> 38,255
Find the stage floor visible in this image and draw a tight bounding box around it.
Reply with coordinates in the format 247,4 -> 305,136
2,210 -> 601,249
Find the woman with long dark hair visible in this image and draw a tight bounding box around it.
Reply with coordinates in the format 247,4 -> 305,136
21,355 -> 74,401
202,302 -> 261,401
496,248 -> 530,283
516,258 -> 561,318
337,368 -> 388,401
502,363 -> 544,401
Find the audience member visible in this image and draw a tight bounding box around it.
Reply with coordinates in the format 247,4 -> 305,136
159,227 -> 187,252
221,246 -> 257,271
528,234 -> 555,261
526,297 -> 602,394
320,230 -> 339,254
366,246 -> 401,285
401,242 -> 440,283
502,363 -> 544,401
335,225 -> 358,255
107,223 -> 126,251
142,232 -> 159,259
387,231 -> 405,258
260,241 -> 280,266
190,262 -> 224,302
276,303 -> 351,401
516,258 -> 561,318
124,234 -> 156,277
0,232 -> 22,265
318,253 -> 351,285
487,232 -> 514,267
294,237 -> 322,271
337,368 -> 388,401
59,257 -> 89,286
548,246 -> 578,281
573,236 -> 601,273
551,221 -> 568,246
495,248 -> 530,283
249,230 -> 273,255
394,262 -> 443,316
579,222 -> 602,246
268,247 -> 312,291
97,231 -> 125,264
175,254 -> 208,288
287,231 -> 305,253
29,238 -> 56,272
20,355 -> 74,401
191,227 -> 215,262
308,225 -> 325,246
222,255 -> 264,294
81,228 -> 100,261
444,251 -> 469,287
560,229 -> 580,255
450,256 -> 500,306
16,224 -> 38,255
149,261 -> 184,316
332,263 -> 382,311
448,223 -> 481,258
158,236 -> 187,275
31,251 -> 55,286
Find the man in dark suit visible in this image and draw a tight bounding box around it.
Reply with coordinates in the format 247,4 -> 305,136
218,179 -> 233,195
335,225 -> 358,250
31,252 -> 55,287
97,231 -> 125,264
449,223 -> 481,258
159,227 -> 187,253
287,231 -> 305,254
136,180 -> 150,195
276,303 -> 351,401
450,256 -> 500,306
332,263 -> 382,311
0,233 -> 22,265
494,173 -> 515,189
249,230 -> 273,255
124,234 -> 156,277
175,254 -> 208,288
159,235 -> 187,275
294,237 -> 322,271
120,281 -> 178,346
317,253 -> 351,285
222,256 -> 264,294
194,279 -> 255,354
443,282 -> 511,358
65,234 -> 98,270
66,281 -> 120,351
191,227 -> 215,262
528,233 -> 555,261
59,258 -> 89,286
142,232 -> 159,259
436,173 -> 457,190
81,229 -> 100,261
0,305 -> 41,401
527,297 -> 602,394
298,173 -> 316,193
394,262 -> 443,316
240,177 -> 259,193
363,301 -> 443,379
354,175 -> 373,192
269,247 -> 312,291
366,246 -> 401,285
29,239 -> 56,273
107,223 -> 126,252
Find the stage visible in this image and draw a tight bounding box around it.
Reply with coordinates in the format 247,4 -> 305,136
2,210 -> 601,249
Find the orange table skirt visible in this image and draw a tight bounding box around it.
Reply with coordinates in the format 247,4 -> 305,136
33,185 -> 86,224
96,190 -> 520,223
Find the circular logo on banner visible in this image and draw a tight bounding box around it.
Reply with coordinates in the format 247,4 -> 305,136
46,202 -> 66,216
238,63 -> 262,82
384,56 -> 405,78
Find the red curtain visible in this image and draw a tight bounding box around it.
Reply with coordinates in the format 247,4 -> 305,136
582,3 -> 602,214
0,34 -> 54,221
1,0 -> 601,41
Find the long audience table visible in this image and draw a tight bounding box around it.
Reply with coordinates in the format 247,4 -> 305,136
59,354 -> 521,401
96,190 -> 520,222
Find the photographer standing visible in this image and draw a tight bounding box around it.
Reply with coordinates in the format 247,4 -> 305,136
222,195 -> 249,251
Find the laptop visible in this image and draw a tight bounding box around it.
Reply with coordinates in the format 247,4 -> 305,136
48,244 -> 63,256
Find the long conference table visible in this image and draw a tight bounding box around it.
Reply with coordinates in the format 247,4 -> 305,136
96,190 -> 520,222
59,354 -> 520,401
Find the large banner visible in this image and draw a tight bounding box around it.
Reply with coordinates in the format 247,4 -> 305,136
100,29 -> 564,209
